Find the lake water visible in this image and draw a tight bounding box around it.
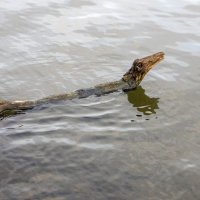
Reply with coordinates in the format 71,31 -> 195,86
0,0 -> 200,199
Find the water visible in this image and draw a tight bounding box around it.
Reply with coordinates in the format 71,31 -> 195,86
0,0 -> 200,199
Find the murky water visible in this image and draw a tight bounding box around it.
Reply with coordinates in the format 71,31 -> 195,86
0,0 -> 200,199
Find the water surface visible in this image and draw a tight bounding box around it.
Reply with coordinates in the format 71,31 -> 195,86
0,0 -> 200,199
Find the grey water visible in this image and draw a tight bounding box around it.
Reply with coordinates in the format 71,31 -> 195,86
0,0 -> 200,199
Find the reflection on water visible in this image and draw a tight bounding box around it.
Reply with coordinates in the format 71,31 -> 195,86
127,86 -> 159,115
0,109 -> 22,120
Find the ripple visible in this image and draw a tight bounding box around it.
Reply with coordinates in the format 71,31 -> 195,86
79,97 -> 116,106
151,69 -> 179,82
170,41 -> 200,56
10,136 -> 76,146
10,136 -> 114,150
79,143 -> 114,150
63,109 -> 118,118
